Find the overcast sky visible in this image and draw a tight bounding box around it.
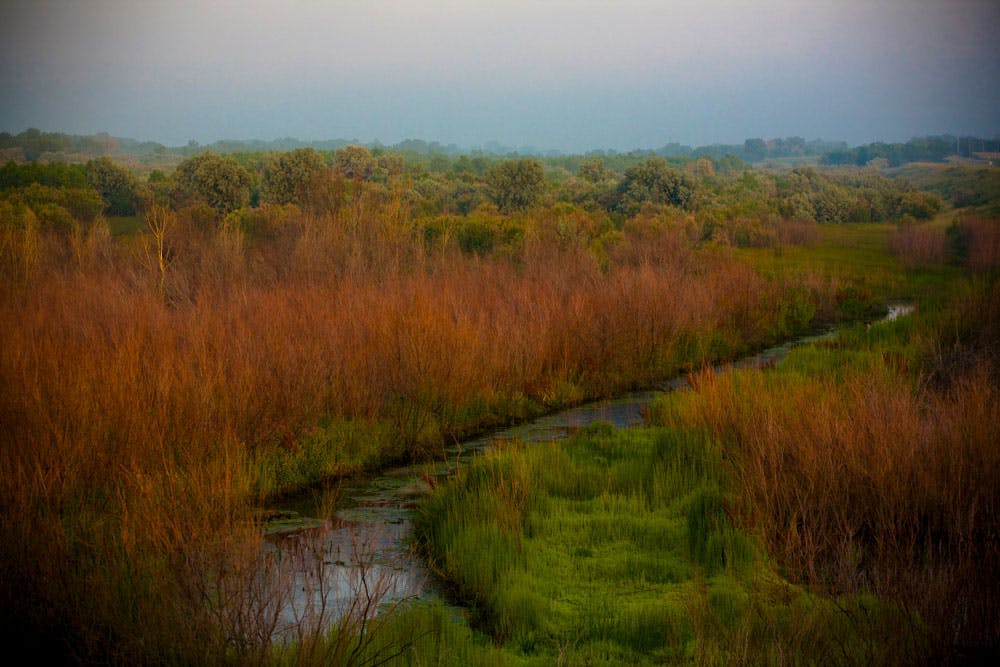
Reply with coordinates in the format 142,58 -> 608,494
2,0 -> 997,151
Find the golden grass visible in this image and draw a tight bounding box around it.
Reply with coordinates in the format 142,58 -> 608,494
649,295 -> 1000,657
0,200 -> 832,661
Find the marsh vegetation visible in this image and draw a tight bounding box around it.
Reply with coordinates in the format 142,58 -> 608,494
1,142 -> 997,664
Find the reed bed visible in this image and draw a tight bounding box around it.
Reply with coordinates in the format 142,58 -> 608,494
647,284 -> 1000,660
0,200 -> 831,662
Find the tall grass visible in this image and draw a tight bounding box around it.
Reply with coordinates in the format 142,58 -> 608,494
0,196 -> 837,661
887,220 -> 946,267
950,214 -> 1000,271
414,423 -> 914,664
647,285 -> 1000,659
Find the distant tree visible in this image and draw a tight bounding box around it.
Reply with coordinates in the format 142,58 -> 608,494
687,158 -> 715,179
821,136 -> 958,167
173,152 -> 251,216
578,158 -> 614,183
811,185 -> 854,222
375,153 -> 405,180
486,159 -> 544,213
6,182 -> 104,226
428,153 -> 451,173
781,191 -> 816,221
714,154 -> 747,174
262,148 -> 325,205
57,188 -> 105,223
334,145 -> 377,180
86,157 -> 139,215
0,161 -> 89,190
613,158 -> 693,216
898,191 -> 942,220
743,138 -> 768,163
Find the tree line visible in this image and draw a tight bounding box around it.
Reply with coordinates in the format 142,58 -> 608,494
822,135 -> 1000,167
6,127 -> 997,168
1,145 -> 945,251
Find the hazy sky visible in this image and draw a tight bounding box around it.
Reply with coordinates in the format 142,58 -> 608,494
2,0 -> 997,151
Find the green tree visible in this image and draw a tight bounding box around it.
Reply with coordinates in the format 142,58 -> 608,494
811,185 -> 854,222
262,148 -> 325,205
743,138 -> 768,163
613,158 -> 693,216
486,159 -> 544,213
578,158 -> 614,183
173,153 -> 252,216
86,157 -> 139,215
898,190 -> 942,220
334,145 -> 377,180
0,161 -> 89,190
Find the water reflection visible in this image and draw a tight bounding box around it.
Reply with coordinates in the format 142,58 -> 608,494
266,301 -> 916,629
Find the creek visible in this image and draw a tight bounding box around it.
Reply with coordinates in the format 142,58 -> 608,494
262,302 -> 914,637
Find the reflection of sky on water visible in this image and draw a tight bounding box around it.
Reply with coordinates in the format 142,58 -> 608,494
264,521 -> 429,642
266,302 -> 915,633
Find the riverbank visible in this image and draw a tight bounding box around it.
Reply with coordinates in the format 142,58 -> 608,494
401,280 -> 998,665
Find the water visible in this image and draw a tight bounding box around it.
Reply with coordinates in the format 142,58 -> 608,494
263,302 -> 916,634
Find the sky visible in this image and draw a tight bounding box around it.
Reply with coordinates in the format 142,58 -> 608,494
1,0 -> 998,152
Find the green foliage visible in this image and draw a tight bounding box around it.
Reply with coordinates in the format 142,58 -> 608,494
771,167 -> 943,223
1,182 -> 104,227
250,417 -> 395,498
486,159 -> 544,213
894,164 -> 1000,216
456,216 -> 497,254
613,158 -> 694,216
261,147 -> 325,205
173,152 -> 252,216
31,201 -> 76,234
86,156 -> 140,215
0,127 -> 116,160
686,488 -> 755,576
334,144 -> 377,180
0,160 -> 89,190
897,190 -> 942,219
450,212 -> 524,256
823,136 -> 957,167
835,284 -> 881,322
414,424 -> 909,663
578,158 -> 615,183
221,203 -> 301,238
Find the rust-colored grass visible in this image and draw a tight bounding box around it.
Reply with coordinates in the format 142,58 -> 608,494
954,215 -> 1000,271
0,200 -> 832,661
887,221 -> 946,267
649,292 -> 1000,658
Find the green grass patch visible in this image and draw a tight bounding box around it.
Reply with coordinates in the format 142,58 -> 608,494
250,417 -> 398,499
736,221 -> 962,301
410,422 -> 908,664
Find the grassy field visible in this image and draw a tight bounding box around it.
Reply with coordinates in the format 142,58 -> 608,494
736,220 -> 963,301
